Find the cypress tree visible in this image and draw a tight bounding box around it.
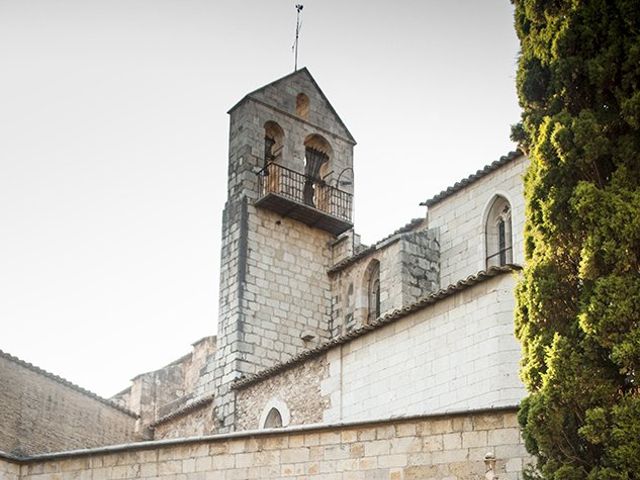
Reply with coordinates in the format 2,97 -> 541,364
512,1 -> 640,478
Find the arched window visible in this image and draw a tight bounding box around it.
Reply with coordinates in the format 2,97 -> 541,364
263,407 -> 283,428
344,283 -> 354,327
485,195 -> 513,268
263,121 -> 284,167
296,93 -> 310,119
303,134 -> 333,208
259,398 -> 290,429
364,259 -> 381,323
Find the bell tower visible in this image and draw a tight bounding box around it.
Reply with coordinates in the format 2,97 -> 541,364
211,68 -> 356,430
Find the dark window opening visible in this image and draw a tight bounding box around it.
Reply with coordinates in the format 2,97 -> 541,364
264,136 -> 276,167
485,196 -> 513,268
303,147 -> 329,207
264,408 -> 283,428
366,260 -> 381,323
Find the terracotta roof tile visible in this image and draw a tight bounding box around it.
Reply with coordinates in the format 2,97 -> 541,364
421,150 -> 524,207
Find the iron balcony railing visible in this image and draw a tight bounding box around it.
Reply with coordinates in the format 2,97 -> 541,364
257,162 -> 353,223
486,246 -> 513,267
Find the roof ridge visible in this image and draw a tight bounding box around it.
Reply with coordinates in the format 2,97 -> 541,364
150,394 -> 215,427
227,67 -> 356,144
232,265 -> 522,390
0,350 -> 138,418
421,150 -> 524,207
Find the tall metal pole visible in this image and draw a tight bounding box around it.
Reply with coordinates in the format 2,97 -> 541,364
294,4 -> 303,71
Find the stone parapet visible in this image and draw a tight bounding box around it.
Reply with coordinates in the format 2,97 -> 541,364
15,408 -> 531,480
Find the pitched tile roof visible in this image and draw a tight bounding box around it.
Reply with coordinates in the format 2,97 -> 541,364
150,394 -> 214,427
421,150 -> 524,207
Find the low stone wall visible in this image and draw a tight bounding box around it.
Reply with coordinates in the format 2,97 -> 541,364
17,409 -> 530,480
0,456 -> 20,480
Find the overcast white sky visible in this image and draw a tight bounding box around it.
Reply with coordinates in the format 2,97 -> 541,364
0,1 -> 521,397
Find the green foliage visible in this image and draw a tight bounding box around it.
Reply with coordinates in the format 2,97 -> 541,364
513,0 -> 640,477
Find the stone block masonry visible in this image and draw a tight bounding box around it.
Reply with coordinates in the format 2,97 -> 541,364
400,229 -> 440,305
111,336 -> 216,427
0,457 -> 20,480
428,154 -> 527,287
13,409 -> 531,480
0,352 -> 139,456
211,69 -> 356,431
324,272 -> 525,423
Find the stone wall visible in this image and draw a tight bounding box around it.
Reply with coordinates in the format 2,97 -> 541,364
15,410 -> 530,480
328,240 -> 403,335
428,154 -> 528,287
153,400 -> 215,440
211,69 -> 356,430
0,352 -> 139,456
244,69 -> 355,186
399,229 -> 440,305
330,233 -> 356,266
323,272 -> 525,423
245,207 -> 334,368
111,337 -> 216,426
0,457 -> 20,480
235,355 -> 330,431
328,229 -> 439,337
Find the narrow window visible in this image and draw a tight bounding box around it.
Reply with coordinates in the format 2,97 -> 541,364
345,283 -> 354,327
365,259 -> 381,323
296,93 -> 310,119
485,196 -> 513,268
302,134 -> 332,209
263,121 -> 284,167
497,218 -> 506,265
371,277 -> 380,320
263,407 -> 283,428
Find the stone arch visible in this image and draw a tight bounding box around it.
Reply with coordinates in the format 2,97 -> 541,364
363,259 -> 381,323
258,398 -> 291,429
483,194 -> 513,268
263,121 -> 285,166
296,92 -> 310,119
302,134 -> 333,208
264,408 -> 283,428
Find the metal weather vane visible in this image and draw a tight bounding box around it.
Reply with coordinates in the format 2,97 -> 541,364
293,4 -> 304,71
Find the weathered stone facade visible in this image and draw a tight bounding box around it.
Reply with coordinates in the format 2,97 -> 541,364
1,69 -> 534,477
0,351 -> 139,456
328,225 -> 440,335
209,69 -> 358,431
426,152 -> 527,287
326,272 -> 524,423
8,410 -> 529,480
112,336 -> 216,427
235,355 -> 330,431
152,399 -> 215,440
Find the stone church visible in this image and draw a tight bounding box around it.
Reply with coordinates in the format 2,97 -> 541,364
1,69 -> 532,479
